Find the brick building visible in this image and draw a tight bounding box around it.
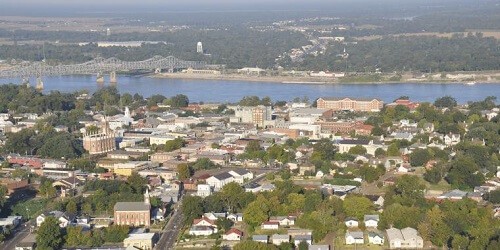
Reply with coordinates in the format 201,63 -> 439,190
83,122 -> 116,155
114,190 -> 151,227
316,97 -> 383,112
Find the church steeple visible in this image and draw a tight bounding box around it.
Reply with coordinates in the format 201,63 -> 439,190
144,188 -> 150,205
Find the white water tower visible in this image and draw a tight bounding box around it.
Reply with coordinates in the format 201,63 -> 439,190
196,41 -> 203,54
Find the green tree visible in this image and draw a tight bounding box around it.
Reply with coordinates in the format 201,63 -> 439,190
343,196 -> 374,220
243,196 -> 270,230
409,149 -> 432,167
163,138 -> 186,152
104,225 -> 129,243
215,218 -> 233,232
36,216 -> 63,250
379,203 -> 422,229
177,163 -> 193,180
39,179 -> 57,198
66,199 -> 78,214
127,172 -> 147,194
387,143 -> 400,156
298,241 -> 308,250
348,145 -> 367,155
181,196 -> 204,224
65,226 -> 84,247
220,182 -> 246,212
434,96 -> 457,108
423,165 -> 443,184
446,156 -> 484,189
385,175 -> 426,207
169,94 -> 189,108
374,148 -> 386,158
417,206 -> 452,247
488,190 -> 500,203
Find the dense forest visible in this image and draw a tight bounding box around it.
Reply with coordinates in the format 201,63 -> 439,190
0,28 -> 308,68
295,33 -> 500,72
2,33 -> 498,72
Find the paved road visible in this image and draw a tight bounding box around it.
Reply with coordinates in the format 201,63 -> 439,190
0,223 -> 31,250
155,200 -> 184,250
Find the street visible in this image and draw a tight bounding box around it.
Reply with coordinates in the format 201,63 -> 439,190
0,223 -> 31,250
154,199 -> 184,250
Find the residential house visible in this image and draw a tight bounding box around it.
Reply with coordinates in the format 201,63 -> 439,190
193,217 -> 217,228
443,133 -> 460,146
294,235 -> 312,246
368,232 -> 384,245
269,216 -> 296,226
228,169 -> 254,184
227,213 -> 243,222
0,216 -> 22,228
36,211 -> 74,228
261,221 -> 280,230
345,218 -> 359,228
299,163 -> 316,176
365,195 -> 385,207
252,235 -> 269,243
345,231 -> 364,245
271,234 -> 290,245
189,226 -> 216,236
364,215 -> 380,228
202,212 -> 226,221
438,189 -> 468,200
386,227 -> 424,249
222,228 -> 243,241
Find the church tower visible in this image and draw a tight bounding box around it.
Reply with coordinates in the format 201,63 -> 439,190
144,188 -> 150,205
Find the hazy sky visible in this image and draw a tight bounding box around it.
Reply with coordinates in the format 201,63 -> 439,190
0,0 -> 479,16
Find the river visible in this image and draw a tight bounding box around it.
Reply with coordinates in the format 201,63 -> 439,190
1,75 -> 498,103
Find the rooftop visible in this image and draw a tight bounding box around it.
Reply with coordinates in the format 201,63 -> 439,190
114,202 -> 150,212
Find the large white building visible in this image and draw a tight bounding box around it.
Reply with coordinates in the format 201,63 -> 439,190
231,106 -> 273,127
206,172 -> 235,191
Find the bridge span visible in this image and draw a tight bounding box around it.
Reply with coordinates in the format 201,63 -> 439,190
0,56 -> 207,88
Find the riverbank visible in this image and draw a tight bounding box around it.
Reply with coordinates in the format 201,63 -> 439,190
152,72 -> 500,85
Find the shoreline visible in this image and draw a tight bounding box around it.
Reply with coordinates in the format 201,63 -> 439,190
151,73 -> 500,85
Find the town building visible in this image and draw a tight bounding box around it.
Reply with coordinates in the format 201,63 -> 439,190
123,232 -> 157,250
231,105 -> 273,127
83,122 -> 116,155
316,97 -> 383,112
114,190 -> 151,227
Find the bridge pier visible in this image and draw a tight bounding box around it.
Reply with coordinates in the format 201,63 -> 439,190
35,77 -> 44,91
96,73 -> 105,83
155,68 -> 162,74
110,71 -> 117,84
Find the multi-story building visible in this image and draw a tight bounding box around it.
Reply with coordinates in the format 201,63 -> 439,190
114,190 -> 151,227
316,97 -> 383,112
231,106 -> 273,127
83,122 -> 116,155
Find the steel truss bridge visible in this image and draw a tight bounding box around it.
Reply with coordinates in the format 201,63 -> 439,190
0,56 -> 207,79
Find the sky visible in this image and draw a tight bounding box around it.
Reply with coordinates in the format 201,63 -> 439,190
0,0 -> 479,16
